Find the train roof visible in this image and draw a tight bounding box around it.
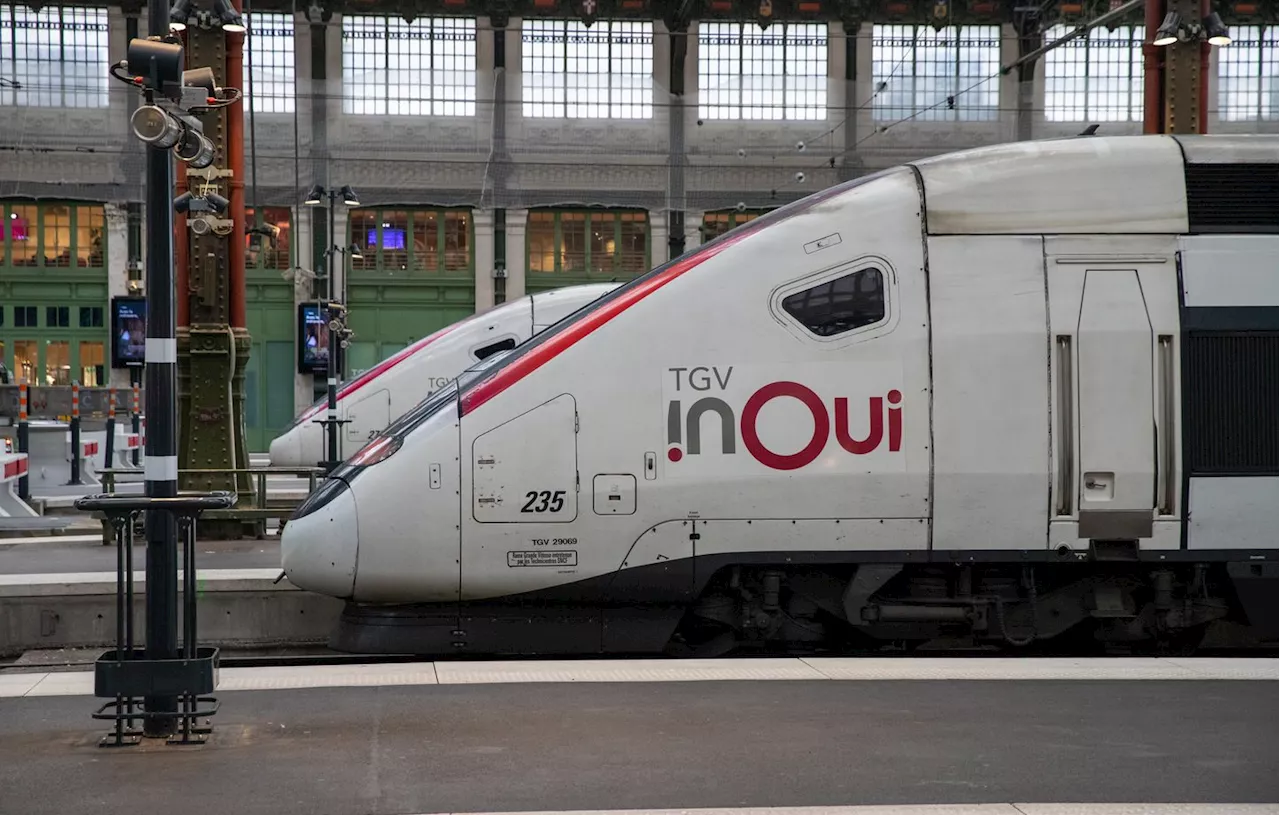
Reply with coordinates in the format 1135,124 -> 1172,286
910,134 -> 1278,237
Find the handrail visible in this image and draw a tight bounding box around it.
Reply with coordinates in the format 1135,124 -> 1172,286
1156,335 -> 1176,516
75,492 -> 238,513
99,466 -> 325,476
1055,336 -> 1075,517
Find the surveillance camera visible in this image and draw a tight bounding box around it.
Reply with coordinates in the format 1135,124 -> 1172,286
737,148 -> 746,158
174,128 -> 215,168
796,141 -> 806,152
795,172 -> 806,183
130,105 -> 182,148
736,202 -> 747,212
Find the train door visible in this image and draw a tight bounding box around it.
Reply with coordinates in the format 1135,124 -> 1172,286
344,387 -> 391,450
1045,236 -> 1182,552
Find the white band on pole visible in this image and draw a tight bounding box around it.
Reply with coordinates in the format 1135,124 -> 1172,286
145,338 -> 178,364
144,455 -> 179,481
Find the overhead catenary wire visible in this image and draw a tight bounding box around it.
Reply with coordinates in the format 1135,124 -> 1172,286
757,0 -> 1146,201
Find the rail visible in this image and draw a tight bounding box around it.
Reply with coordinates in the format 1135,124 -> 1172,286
92,466 -> 327,543
75,490 -> 236,747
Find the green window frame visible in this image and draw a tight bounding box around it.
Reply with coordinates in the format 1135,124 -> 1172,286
526,208 -> 651,277
348,207 -> 475,276
0,200 -> 107,271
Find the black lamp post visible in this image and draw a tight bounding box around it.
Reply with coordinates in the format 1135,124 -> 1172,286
303,183 -> 359,471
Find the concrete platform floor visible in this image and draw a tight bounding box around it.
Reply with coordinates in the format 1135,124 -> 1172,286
0,667 -> 1275,815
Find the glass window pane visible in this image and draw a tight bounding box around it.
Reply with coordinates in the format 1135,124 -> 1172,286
618,214 -> 647,274
588,213 -> 614,273
76,205 -> 105,268
528,212 -> 556,273
14,340 -> 37,383
45,340 -> 70,385
349,209 -> 379,272
443,211 -> 469,272
8,205 -> 36,266
379,210 -> 409,270
411,210 -> 440,273
247,13 -> 296,113
43,205 -> 71,266
560,213 -> 586,273
1,6 -> 108,108
79,341 -> 104,386
342,16 -> 476,117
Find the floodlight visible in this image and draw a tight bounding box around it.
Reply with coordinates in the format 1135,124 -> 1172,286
169,0 -> 193,30
1153,12 -> 1181,46
214,0 -> 246,32
304,185 -> 325,206
204,192 -> 230,214
1203,12 -> 1231,45
340,185 -> 360,206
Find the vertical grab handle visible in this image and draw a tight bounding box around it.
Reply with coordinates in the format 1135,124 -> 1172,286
1156,335 -> 1176,515
1055,336 -> 1074,517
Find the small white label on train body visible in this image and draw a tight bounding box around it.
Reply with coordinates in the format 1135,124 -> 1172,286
507,550 -> 579,567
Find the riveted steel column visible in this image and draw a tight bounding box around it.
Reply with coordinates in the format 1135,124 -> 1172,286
175,1 -> 255,539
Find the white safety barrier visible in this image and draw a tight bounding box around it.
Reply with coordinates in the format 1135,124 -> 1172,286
63,435 -> 102,487
0,453 -> 37,518
114,430 -> 142,470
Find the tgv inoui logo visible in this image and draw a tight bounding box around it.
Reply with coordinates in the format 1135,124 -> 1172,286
663,364 -> 904,473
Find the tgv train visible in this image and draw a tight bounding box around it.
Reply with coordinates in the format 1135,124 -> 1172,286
269,283 -> 620,467
283,134 -> 1278,657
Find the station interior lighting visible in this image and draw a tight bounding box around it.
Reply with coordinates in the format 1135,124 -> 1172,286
173,191 -> 229,214
214,0 -> 246,32
169,0 -> 193,30
169,0 -> 245,32
304,185 -> 361,207
1153,10 -> 1232,46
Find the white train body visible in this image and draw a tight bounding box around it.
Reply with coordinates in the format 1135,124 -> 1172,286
268,283 -> 620,467
283,135 -> 1278,656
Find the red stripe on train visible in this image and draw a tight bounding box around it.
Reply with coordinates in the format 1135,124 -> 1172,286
297,321 -> 466,424
460,232 -> 752,416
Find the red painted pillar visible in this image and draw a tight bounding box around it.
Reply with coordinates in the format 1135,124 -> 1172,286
1143,0 -> 1166,133
226,0 -> 247,330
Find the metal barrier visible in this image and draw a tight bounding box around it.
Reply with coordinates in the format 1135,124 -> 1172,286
0,452 -> 37,519
65,436 -> 102,487
75,491 -> 236,747
0,383 -> 146,421
96,466 -> 326,542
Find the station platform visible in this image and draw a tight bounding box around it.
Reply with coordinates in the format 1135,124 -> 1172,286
0,658 -> 1275,815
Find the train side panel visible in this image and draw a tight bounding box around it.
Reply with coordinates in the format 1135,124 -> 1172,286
925,235 -> 1050,551
456,167 -> 933,603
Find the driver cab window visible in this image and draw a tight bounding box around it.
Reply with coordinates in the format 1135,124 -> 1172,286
781,268 -> 886,337
474,338 -> 517,361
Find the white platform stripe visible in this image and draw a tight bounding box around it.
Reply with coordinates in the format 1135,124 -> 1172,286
0,658 -> 1274,699
399,803 -> 1280,808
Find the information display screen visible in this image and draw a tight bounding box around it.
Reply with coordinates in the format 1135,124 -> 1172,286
297,302 -> 332,374
111,297 -> 147,368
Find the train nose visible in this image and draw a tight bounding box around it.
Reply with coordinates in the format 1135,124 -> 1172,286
268,431 -> 303,467
281,477 -> 359,598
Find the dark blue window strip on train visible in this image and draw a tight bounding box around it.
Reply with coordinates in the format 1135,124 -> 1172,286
1183,163 -> 1279,234
1182,316 -> 1278,476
